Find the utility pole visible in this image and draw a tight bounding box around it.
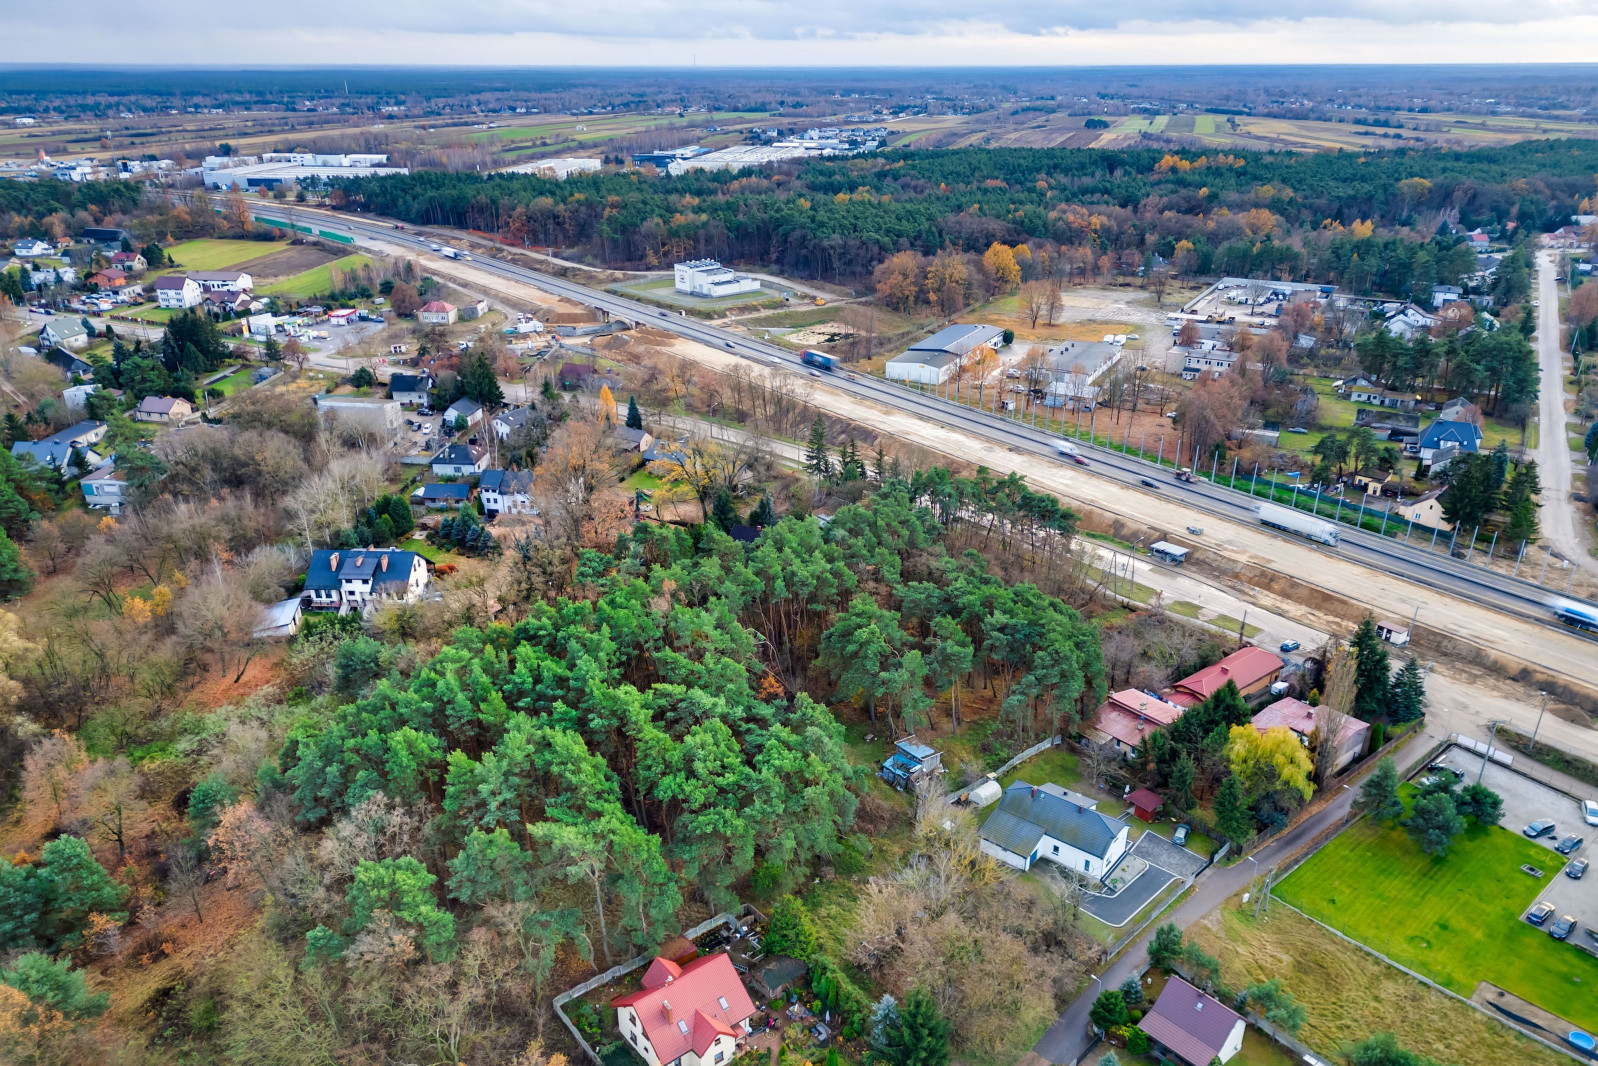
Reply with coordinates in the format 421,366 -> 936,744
1531,691 -> 1550,746
1478,720 -> 1504,785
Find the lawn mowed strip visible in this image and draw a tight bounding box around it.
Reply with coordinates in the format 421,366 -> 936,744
1275,816 -> 1598,1030
162,238 -> 281,272
262,254 -> 372,298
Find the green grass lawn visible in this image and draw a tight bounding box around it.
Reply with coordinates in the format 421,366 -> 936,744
998,747 -> 1083,792
125,305 -> 174,323
163,238 -> 279,272
263,254 -> 373,298
208,367 -> 257,398
1276,816 -> 1598,1030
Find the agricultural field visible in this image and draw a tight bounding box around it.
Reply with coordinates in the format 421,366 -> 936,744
1274,816 -> 1598,1032
162,238 -> 285,273
261,253 -> 372,298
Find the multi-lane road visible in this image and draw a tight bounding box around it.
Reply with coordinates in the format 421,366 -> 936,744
247,203 -> 1598,642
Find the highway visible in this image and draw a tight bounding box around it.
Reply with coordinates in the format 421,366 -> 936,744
247,203 -> 1598,642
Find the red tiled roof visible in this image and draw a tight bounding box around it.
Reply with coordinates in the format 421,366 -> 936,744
1139,976 -> 1244,1066
612,953 -> 755,1064
420,300 -> 456,313
1091,689 -> 1186,748
1171,646 -> 1283,703
1253,697 -> 1368,751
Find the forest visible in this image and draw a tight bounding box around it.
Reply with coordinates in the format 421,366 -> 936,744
335,140 -> 1598,288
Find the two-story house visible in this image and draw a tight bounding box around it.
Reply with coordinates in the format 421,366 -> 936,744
190,270 -> 253,293
301,548 -> 430,613
11,420 -> 107,471
492,407 -> 536,440
612,953 -> 756,1066
479,469 -> 535,515
443,398 -> 484,428
135,395 -> 194,423
154,275 -> 203,308
39,319 -> 89,351
80,462 -> 127,514
389,372 -> 434,406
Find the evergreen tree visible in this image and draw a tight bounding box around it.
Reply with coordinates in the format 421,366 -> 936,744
1405,791 -> 1465,857
460,350 -> 505,406
1350,615 -> 1392,721
1354,757 -> 1405,825
806,416 -> 832,478
187,773 -> 238,842
1148,923 -> 1184,971
0,529 -> 33,599
1117,975 -> 1144,1008
1456,782 -> 1503,826
1213,773 -> 1254,844
875,987 -> 951,1066
625,395 -> 643,430
1089,989 -> 1129,1031
1167,750 -> 1196,811
748,494 -> 777,528
385,495 -> 415,536
1390,657 -> 1427,723
0,953 -> 110,1020
764,896 -> 819,960
711,489 -> 739,531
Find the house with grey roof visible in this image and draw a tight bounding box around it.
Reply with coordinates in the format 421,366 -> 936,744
389,372 -> 434,406
978,781 -> 1131,878
12,420 -> 107,472
479,469 -> 535,515
885,323 -> 1006,385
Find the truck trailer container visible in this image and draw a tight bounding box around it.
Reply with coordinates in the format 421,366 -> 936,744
1255,502 -> 1339,546
800,349 -> 838,371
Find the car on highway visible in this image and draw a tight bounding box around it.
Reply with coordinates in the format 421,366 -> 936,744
1556,835 -> 1585,855
659,311 -> 668,317
1140,477 -> 1158,489
809,370 -> 821,378
1072,455 -> 1089,466
1279,639 -> 1301,653
768,357 -> 781,365
1567,859 -> 1589,879
725,342 -> 734,349
1525,819 -> 1558,838
1551,914 -> 1578,940
1581,800 -> 1598,826
1172,824 -> 1191,847
1526,901 -> 1555,925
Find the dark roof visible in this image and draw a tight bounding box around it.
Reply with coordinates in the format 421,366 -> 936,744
305,548 -> 421,590
433,443 -> 484,467
727,524 -> 760,543
480,469 -> 533,494
414,482 -> 471,500
558,361 -> 595,383
1127,788 -> 1164,812
1139,976 -> 1244,1066
444,398 -> 482,416
389,373 -> 431,394
153,275 -> 193,290
494,407 -> 534,430
980,781 -> 1129,860
1418,418 -> 1483,451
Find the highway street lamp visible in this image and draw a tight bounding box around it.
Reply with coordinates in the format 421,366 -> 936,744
1531,691 -> 1550,746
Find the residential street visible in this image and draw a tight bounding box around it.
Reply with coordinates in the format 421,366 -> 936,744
1534,249 -> 1595,576
1031,726 -> 1440,1065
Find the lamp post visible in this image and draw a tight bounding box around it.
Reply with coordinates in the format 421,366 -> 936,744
1478,720 -> 1504,785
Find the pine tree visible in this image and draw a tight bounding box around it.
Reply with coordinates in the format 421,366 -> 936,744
1167,751 -> 1196,811
1350,615 -> 1391,721
764,896 -> 819,960
805,416 -> 831,478
1213,773 -> 1254,844
625,395 -> 643,430
1354,756 -> 1405,825
748,494 -> 777,528
1390,657 -> 1427,723
877,987 -> 951,1066
1148,923 -> 1184,971
711,489 -> 739,531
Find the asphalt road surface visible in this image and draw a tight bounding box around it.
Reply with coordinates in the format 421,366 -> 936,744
245,204 -> 1598,642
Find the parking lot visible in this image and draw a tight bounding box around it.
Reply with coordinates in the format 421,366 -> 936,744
1430,749 -> 1598,943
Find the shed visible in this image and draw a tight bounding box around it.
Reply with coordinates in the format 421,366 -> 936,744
253,597 -> 303,639
747,955 -> 808,1000
964,778 -> 1003,807
1149,541 -> 1190,565
1375,619 -> 1411,645
1126,787 -> 1164,822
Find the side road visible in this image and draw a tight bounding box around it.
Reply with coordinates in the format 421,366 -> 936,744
1032,726 -> 1440,1065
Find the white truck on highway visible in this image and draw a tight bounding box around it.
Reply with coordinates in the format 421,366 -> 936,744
1255,502 -> 1339,546
1053,441 -> 1078,458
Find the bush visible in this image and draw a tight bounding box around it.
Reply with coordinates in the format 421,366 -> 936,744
1090,989 -> 1128,1030
764,896 -> 819,961
1126,1026 -> 1151,1055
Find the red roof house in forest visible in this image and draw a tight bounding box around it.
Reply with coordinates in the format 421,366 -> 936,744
1167,646 -> 1283,707
613,952 -> 756,1066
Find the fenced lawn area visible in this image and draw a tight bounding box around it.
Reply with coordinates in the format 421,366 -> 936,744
1274,816 -> 1598,1031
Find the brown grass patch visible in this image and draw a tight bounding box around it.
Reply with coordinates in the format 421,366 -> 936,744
1186,897 -> 1570,1066
236,243 -> 340,279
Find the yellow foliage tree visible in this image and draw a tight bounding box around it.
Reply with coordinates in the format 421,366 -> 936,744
1227,724 -> 1314,804
149,584 -> 173,617
96,516 -> 117,534
1351,219 -> 1375,240
122,597 -> 152,625
596,384 -> 617,424
1242,208 -> 1277,239
0,609 -> 38,708
982,243 -> 1021,291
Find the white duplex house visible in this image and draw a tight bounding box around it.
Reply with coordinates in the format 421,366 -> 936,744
154,275 -> 203,309
978,781 -> 1131,879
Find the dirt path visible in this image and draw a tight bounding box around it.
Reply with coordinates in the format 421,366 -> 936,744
1534,249 -> 1595,575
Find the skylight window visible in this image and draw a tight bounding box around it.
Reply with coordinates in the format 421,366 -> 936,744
677,1020 -> 690,1035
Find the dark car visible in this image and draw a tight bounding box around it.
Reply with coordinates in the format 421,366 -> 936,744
1140,477 -> 1158,489
1072,455 -> 1089,466
1551,915 -> 1578,940
1279,639 -> 1301,653
1426,763 -> 1463,781
1172,824 -> 1191,847
1567,859 -> 1590,880
724,342 -> 735,349
1524,819 -> 1557,839
1556,835 -> 1585,855
1526,901 -> 1556,925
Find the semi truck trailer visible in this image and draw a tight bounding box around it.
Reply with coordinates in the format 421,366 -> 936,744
1255,502 -> 1339,546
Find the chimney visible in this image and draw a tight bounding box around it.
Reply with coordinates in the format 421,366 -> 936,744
662,1000 -> 673,1021
330,552 -> 339,570
381,554 -> 389,572
1030,786 -> 1038,798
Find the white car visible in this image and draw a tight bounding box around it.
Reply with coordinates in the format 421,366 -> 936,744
1581,800 -> 1598,827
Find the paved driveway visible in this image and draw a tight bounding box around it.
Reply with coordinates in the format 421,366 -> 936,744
1130,828 -> 1207,880
1082,864 -> 1176,928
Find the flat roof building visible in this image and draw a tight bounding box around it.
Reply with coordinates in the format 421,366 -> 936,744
885,323 -> 1006,385
673,259 -> 761,298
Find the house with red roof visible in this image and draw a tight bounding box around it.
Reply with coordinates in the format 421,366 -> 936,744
1085,689 -> 1187,757
1167,646 -> 1283,708
1138,976 -> 1246,1066
1252,697 -> 1370,774
613,952 -> 756,1066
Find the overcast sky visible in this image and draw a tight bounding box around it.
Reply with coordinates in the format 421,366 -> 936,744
11,2 -> 1598,65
